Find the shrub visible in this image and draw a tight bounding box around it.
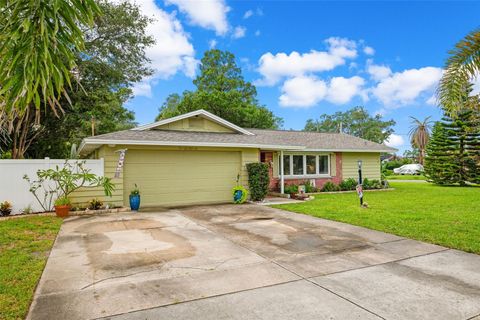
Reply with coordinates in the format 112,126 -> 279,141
383,159 -> 412,170
362,178 -> 372,189
339,178 -> 357,191
303,180 -> 318,193
383,169 -> 393,176
246,163 -> 269,201
88,198 -> 103,210
321,181 -> 339,192
0,201 -> 12,216
369,179 -> 383,189
22,205 -> 33,215
284,184 -> 298,194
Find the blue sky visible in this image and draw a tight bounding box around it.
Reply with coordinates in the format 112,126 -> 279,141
125,0 -> 480,153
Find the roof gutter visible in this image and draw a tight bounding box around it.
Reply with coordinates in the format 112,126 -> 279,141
78,138 -> 306,154
78,139 -> 397,155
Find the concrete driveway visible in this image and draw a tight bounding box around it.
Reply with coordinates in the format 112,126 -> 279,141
28,204 -> 480,320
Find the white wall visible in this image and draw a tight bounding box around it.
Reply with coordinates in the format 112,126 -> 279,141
0,158 -> 104,214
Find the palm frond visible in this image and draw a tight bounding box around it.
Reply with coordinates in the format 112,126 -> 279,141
0,0 -> 101,119
438,29 -> 480,115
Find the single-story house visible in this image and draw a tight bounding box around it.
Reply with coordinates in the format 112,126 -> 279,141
75,109 -> 396,208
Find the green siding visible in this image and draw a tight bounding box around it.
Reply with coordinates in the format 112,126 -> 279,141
341,152 -> 381,180
153,117 -> 235,133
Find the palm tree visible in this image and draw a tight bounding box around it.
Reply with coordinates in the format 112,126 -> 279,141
0,0 -> 100,118
438,29 -> 480,115
409,116 -> 433,165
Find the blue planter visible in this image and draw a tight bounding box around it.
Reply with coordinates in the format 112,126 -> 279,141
234,190 -> 243,202
129,194 -> 140,211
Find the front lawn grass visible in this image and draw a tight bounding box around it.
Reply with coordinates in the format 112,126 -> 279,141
386,174 -> 426,180
0,216 -> 62,320
273,182 -> 480,254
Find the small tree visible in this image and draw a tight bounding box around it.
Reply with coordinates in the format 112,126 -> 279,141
24,161 -> 115,211
246,163 -> 269,201
425,112 -> 480,185
409,116 -> 432,165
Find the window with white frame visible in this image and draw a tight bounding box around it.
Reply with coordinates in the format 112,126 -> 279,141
279,154 -> 330,176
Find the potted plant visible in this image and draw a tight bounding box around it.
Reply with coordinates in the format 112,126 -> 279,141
0,201 -> 12,216
232,174 -> 248,204
54,197 -> 71,217
129,184 -> 140,211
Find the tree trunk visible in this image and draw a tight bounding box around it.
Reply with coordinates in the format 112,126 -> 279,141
418,148 -> 425,165
10,108 -> 42,159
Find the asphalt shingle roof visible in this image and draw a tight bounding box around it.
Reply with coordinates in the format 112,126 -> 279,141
84,128 -> 396,152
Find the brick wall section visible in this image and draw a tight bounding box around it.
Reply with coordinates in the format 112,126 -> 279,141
268,152 -> 343,191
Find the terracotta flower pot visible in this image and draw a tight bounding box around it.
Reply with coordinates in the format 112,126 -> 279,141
54,205 -> 71,217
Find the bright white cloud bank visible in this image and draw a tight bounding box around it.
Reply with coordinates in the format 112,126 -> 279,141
256,36 -> 444,110
257,37 -> 358,85
372,67 -> 443,106
279,75 -> 365,108
165,0 -> 229,35
385,134 -> 405,148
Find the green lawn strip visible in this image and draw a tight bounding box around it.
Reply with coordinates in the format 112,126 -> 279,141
0,216 -> 62,320
272,182 -> 480,254
385,175 -> 426,180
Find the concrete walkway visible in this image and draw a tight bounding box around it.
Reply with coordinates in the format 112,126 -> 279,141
28,205 -> 480,320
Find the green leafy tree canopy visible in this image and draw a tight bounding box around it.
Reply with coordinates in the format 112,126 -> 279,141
304,106 -> 396,144
23,0 -> 154,158
156,49 -> 283,129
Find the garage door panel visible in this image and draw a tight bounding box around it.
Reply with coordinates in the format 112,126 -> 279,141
124,150 -> 242,207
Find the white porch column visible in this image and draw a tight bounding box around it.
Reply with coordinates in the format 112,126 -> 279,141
280,150 -> 284,194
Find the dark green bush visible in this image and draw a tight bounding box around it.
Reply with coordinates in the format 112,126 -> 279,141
321,181 -> 339,192
303,180 -> 318,193
362,178 -> 372,189
369,179 -> 382,189
339,178 -> 357,191
383,159 -> 412,170
284,184 -> 298,194
246,163 -> 269,201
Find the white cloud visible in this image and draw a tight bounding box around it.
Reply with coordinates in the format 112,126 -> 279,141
208,39 -> 217,49
132,79 -> 155,98
366,60 -> 392,81
279,75 -> 365,108
372,67 -> 443,106
165,0 -> 229,35
232,26 -> 246,39
243,9 -> 253,19
255,30 -> 261,37
127,0 -> 197,97
363,46 -> 375,55
385,134 -> 405,148
279,76 -> 327,108
257,37 -> 358,85
327,76 -> 365,104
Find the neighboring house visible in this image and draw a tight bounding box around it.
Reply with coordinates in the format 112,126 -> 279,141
76,110 -> 396,208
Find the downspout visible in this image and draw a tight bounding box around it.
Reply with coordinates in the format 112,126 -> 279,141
280,150 -> 284,194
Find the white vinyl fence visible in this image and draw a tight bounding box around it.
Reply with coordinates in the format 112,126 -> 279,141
0,158 -> 104,214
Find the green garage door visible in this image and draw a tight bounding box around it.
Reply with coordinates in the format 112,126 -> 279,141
123,149 -> 241,207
